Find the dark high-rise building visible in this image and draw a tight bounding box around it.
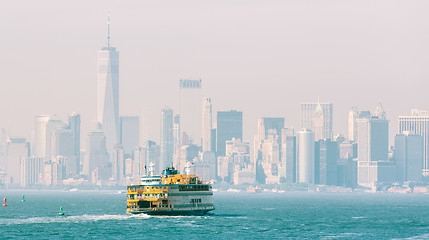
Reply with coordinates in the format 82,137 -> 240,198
394,133 -> 423,182
314,139 -> 338,185
216,111 -> 243,156
120,116 -> 140,157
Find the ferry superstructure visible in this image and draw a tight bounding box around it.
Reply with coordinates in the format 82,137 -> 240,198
126,167 -> 215,215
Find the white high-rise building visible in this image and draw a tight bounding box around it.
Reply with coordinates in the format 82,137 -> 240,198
348,107 -> 359,141
34,115 -> 66,162
98,16 -> 119,153
399,110 -> 429,176
34,115 -> 50,157
297,129 -> 314,184
202,97 -> 212,152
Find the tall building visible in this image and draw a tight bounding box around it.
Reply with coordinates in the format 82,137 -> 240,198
280,128 -> 296,183
68,113 -> 80,175
356,115 -> 394,187
173,113 -> 181,153
348,107 -> 359,141
120,116 -> 140,157
202,97 -> 213,152
398,110 -> 429,176
20,156 -> 43,187
357,117 -> 389,163
51,128 -> 77,177
314,139 -> 338,185
300,100 -> 333,140
216,110 -> 243,157
83,129 -> 110,181
160,108 -> 174,172
256,118 -> 285,146
6,137 -> 30,186
34,115 -> 66,161
394,133 -> 423,182
112,143 -> 125,183
179,79 -> 202,145
34,115 -> 50,157
145,140 -> 160,174
98,16 -> 120,153
297,129 -> 314,184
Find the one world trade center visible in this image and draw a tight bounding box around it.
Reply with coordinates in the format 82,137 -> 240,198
97,16 -> 119,153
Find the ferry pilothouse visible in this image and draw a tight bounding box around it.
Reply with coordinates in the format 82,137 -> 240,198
126,164 -> 215,215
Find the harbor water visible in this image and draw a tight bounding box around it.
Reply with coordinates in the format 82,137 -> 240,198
0,191 -> 428,239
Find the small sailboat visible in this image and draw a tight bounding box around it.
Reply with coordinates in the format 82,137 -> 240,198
22,195 -> 25,202
2,198 -> 7,206
59,206 -> 65,216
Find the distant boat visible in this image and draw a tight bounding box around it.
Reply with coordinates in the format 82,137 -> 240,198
2,197 -> 7,206
246,186 -> 262,193
227,188 -> 241,193
69,188 -> 78,192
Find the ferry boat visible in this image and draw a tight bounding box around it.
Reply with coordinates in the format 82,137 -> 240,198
126,165 -> 215,215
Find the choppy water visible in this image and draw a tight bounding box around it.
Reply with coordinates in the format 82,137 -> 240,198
0,191 -> 428,239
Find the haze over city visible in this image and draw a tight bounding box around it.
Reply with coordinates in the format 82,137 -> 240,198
3,2 -> 429,239
1,0 -> 429,144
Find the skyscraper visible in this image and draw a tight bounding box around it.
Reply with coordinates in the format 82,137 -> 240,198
6,137 -> 30,186
202,97 -> 212,152
394,133 -> 423,182
50,128 -> 76,177
173,113 -> 181,153
348,107 -> 359,142
34,115 -> 50,157
20,156 -> 43,187
34,115 -> 66,162
120,116 -> 140,157
300,100 -> 333,140
281,128 -> 296,183
356,115 -> 394,186
68,113 -> 80,175
297,129 -> 314,184
160,108 -> 174,172
216,110 -> 243,157
398,110 -> 429,176
256,118 -> 285,146
98,16 -> 119,153
314,139 -> 338,185
357,117 -> 389,163
112,143 -> 125,183
179,79 -> 202,145
83,129 -> 110,181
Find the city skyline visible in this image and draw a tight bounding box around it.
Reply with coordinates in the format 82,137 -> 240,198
1,1 -> 429,145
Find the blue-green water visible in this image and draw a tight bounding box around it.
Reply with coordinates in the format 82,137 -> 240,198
0,191 -> 428,239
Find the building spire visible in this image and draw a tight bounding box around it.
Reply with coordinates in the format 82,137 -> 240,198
107,13 -> 110,49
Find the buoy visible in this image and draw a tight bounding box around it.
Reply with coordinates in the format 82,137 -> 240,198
2,197 -> 7,206
22,195 -> 25,202
59,206 -> 65,216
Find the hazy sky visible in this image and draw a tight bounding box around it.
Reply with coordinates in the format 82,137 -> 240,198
1,0 -> 428,145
